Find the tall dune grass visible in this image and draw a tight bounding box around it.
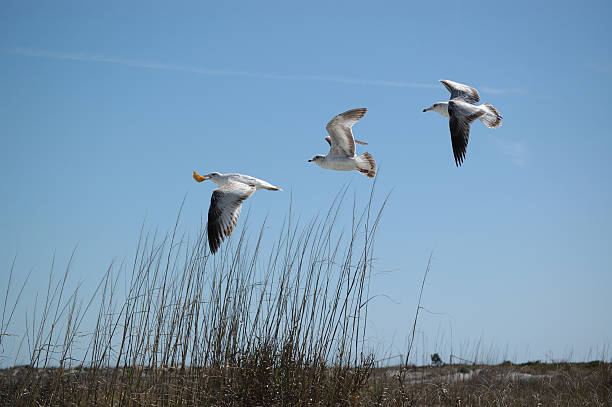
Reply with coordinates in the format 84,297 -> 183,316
1,184 -> 610,406
1,185 -> 389,405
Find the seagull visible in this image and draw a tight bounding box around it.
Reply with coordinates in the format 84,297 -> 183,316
193,170 -> 282,254
308,108 -> 376,178
423,80 -> 503,167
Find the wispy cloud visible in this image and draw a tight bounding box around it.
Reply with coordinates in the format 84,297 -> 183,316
3,47 -> 439,89
494,137 -> 529,167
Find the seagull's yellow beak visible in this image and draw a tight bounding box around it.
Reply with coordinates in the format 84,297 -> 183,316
193,170 -> 207,182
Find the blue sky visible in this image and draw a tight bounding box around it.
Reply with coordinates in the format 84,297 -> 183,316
1,0 -> 611,364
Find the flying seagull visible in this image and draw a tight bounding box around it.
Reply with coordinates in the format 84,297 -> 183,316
308,108 -> 376,178
193,170 -> 282,254
423,80 -> 503,166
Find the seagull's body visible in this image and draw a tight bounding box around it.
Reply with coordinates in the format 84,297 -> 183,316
309,108 -> 376,178
424,79 -> 503,166
193,171 -> 281,254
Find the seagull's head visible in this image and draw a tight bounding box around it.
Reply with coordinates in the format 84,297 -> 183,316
193,170 -> 221,183
423,102 -> 449,117
422,103 -> 437,113
308,155 -> 324,163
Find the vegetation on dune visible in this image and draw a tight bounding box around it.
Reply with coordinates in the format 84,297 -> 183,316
0,187 -> 385,405
0,361 -> 609,405
0,185 -> 610,405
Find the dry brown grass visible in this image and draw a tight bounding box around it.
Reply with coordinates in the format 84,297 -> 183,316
0,186 -> 610,406
0,361 -> 609,406
365,361 -> 610,406
0,188 -> 386,406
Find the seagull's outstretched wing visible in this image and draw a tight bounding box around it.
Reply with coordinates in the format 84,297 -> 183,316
440,80 -> 480,104
325,108 -> 367,157
207,181 -> 255,253
325,136 -> 368,146
448,100 -> 485,167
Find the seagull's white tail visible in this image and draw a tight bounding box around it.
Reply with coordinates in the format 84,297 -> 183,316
356,152 -> 376,178
479,104 -> 503,128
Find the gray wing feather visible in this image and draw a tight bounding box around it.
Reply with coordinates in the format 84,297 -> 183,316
325,108 -> 367,157
207,182 -> 255,253
440,80 -> 480,104
326,135 -> 367,146
448,101 -> 485,167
